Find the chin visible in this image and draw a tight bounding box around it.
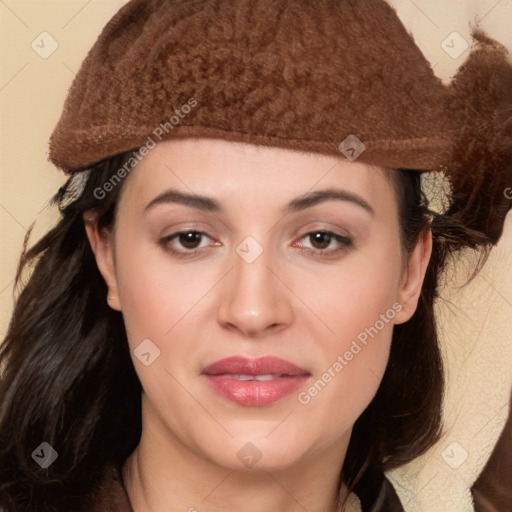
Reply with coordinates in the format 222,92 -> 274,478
196,432 -> 311,472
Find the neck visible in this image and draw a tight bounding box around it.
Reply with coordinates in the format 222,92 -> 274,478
122,409 -> 351,512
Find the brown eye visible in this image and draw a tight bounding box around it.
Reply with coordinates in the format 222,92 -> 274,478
177,231 -> 203,249
309,231 -> 333,250
297,230 -> 353,255
159,230 -> 213,256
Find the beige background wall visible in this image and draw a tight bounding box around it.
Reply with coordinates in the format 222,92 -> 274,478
0,2 -> 511,509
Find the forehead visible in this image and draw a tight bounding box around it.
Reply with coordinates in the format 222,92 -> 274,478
118,137 -> 394,212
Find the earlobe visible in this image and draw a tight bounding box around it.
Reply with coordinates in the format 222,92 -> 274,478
83,212 -> 122,311
394,228 -> 433,324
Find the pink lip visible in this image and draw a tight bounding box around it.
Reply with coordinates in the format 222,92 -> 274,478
202,356 -> 311,406
202,356 -> 309,376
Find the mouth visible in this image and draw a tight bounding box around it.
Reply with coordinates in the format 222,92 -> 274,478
211,373 -> 295,381
201,356 -> 311,406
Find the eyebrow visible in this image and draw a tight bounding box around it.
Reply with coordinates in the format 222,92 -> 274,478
143,187 -> 375,217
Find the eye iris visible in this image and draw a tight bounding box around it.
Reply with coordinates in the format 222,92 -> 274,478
310,232 -> 331,249
179,231 -> 202,249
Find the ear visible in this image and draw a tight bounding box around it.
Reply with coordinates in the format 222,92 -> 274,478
394,226 -> 433,324
83,211 -> 122,311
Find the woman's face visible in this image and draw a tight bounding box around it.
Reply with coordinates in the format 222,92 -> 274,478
86,137 -> 431,471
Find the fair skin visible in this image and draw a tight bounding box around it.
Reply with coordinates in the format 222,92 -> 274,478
84,137 -> 432,512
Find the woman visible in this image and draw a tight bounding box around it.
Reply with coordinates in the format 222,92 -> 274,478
1,1 -> 511,511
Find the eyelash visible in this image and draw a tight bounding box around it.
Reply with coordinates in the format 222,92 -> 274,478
158,229 -> 353,258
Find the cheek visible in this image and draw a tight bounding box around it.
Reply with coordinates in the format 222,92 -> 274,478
113,234 -> 210,344
112,239 -> 212,417
300,232 -> 402,352
294,238 -> 402,426
296,294 -> 396,440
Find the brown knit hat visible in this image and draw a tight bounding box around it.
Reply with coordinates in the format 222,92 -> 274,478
48,0 -> 512,243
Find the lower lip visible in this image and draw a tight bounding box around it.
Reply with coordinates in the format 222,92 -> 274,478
203,375 -> 310,406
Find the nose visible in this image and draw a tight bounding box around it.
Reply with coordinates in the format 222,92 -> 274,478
216,241 -> 294,338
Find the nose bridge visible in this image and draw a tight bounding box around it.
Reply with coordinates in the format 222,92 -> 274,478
217,234 -> 293,336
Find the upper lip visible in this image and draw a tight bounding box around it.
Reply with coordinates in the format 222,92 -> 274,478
202,356 -> 310,376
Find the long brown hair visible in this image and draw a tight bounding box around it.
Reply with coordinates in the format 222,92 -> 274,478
0,149 -> 493,511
